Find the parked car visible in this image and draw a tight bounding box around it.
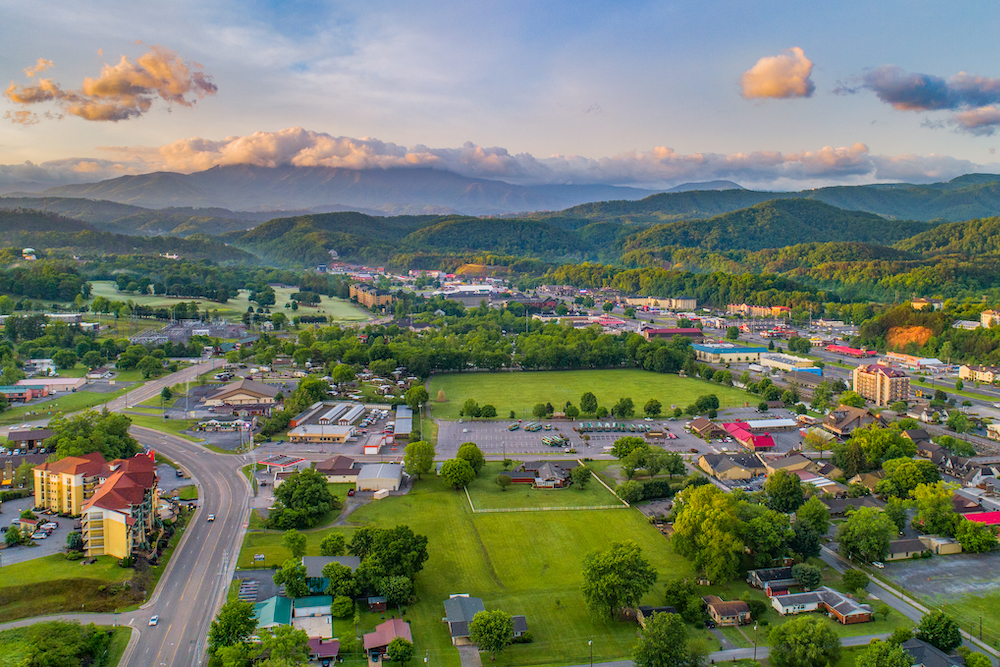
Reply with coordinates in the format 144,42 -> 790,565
347,489 -> 356,497
872,561 -> 885,569
148,616 -> 159,626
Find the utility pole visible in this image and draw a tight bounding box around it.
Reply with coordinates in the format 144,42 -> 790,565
753,622 -> 758,662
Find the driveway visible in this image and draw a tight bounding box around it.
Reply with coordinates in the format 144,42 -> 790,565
456,645 -> 482,667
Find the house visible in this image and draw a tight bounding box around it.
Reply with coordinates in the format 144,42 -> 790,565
307,638 -> 340,662
821,496 -> 886,516
314,456 -> 359,483
702,596 -> 751,626
902,638 -> 966,667
698,453 -> 766,481
770,587 -> 872,624
822,405 -> 886,438
636,606 -> 678,629
765,454 -> 814,475
303,556 -> 362,591
356,463 -> 404,492
363,618 -> 411,658
747,567 -> 796,592
952,493 -> 983,514
848,471 -> 885,492
887,538 -> 931,561
255,595 -> 293,630
918,535 -> 962,555
519,460 -> 578,488
902,429 -> 931,443
204,378 -> 280,407
292,595 -> 333,618
443,595 -> 486,644
791,469 -> 847,497
6,428 -> 54,450
367,596 -> 387,612
33,451 -> 111,515
81,455 -> 159,559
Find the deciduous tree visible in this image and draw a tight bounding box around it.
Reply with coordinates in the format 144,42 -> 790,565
768,616 -> 841,667
273,559 -> 310,598
282,529 -> 307,560
855,640 -> 912,667
632,610 -> 698,667
457,442 -> 485,475
916,611 -> 962,652
469,609 -> 514,661
838,506 -> 895,563
581,540 -> 657,619
403,440 -> 435,479
440,458 -> 475,489
208,600 -> 258,653
319,533 -> 346,557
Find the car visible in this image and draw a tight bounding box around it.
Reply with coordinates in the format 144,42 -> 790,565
41,522 -> 58,530
148,616 -> 159,626
462,428 -> 469,433
689,448 -> 699,453
207,514 -> 215,522
32,532 -> 48,540
347,489 -> 356,497
872,561 -> 885,569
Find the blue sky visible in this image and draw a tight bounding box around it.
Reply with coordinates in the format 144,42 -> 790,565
2,0 -> 999,189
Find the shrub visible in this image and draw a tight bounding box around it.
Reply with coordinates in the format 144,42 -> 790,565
513,632 -> 534,644
642,479 -> 673,500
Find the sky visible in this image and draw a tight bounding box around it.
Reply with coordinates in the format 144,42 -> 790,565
2,0 -> 1000,191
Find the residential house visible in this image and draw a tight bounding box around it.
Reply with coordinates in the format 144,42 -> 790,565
442,595 -> 527,645
33,451 -> 110,515
765,454 -> 814,475
697,453 -> 766,481
702,596 -> 751,626
848,472 -> 885,493
851,364 -> 910,406
887,538 -> 931,561
770,587 -> 872,624
314,456 -> 360,483
303,555 -> 362,592
747,567 -> 796,592
822,405 -> 886,438
307,638 -> 340,662
636,606 -> 678,629
821,496 -> 886,516
902,638 -> 966,667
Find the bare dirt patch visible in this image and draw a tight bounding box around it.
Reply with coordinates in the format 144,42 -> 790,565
887,326 -> 933,349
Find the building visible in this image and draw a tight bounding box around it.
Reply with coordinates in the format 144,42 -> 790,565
303,555 -> 362,591
911,298 -> 943,311
698,453 -> 766,481
901,638 -> 966,667
363,619 -> 412,659
350,283 -> 394,309
722,422 -> 776,451
692,343 -> 768,364
822,405 -> 886,438
204,378 -> 281,407
826,345 -> 877,359
0,384 -> 49,402
356,463 -> 404,491
254,595 -> 293,630
314,456 -> 359,483
641,327 -> 705,342
15,377 -> 86,393
33,452 -> 110,515
443,595 -> 486,645
702,596 -> 751,626
884,352 -> 946,372
626,296 -> 697,310
6,428 -> 54,450
770,586 -> 872,624
727,304 -> 792,318
519,460 -> 578,488
919,535 -> 962,555
821,496 -> 886,516
307,638 -> 340,662
288,424 -> 355,444
759,353 -> 816,372
747,567 -> 796,592
852,364 -> 910,406
24,358 -> 56,376
81,455 -> 159,559
887,538 -> 931,561
958,364 -> 1000,384
981,310 -> 1000,328
394,405 -> 413,440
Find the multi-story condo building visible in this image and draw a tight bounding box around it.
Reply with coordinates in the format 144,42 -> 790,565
350,284 -> 394,309
81,456 -> 158,559
852,364 -> 910,406
33,452 -> 110,515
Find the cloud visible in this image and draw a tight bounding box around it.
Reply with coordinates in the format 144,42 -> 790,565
4,45 -> 217,123
0,157 -> 148,191
740,47 -> 815,100
949,105 -> 1000,136
82,127 -> 992,190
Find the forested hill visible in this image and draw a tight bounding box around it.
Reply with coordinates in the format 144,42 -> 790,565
0,209 -> 96,232
619,199 -> 933,253
893,216 -> 1000,256
544,173 -> 1000,224
399,217 -> 586,255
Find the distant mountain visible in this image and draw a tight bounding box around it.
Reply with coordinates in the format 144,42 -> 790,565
894,216 -> 1000,256
544,173 -> 1000,223
666,180 -> 744,193
26,164 -> 657,216
620,199 -> 934,253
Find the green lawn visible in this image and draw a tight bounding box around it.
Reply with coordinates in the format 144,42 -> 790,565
176,484 -> 198,501
0,388 -> 132,425
466,462 -> 625,510
427,370 -> 752,421
0,555 -> 135,623
932,592 -> 1000,649
125,414 -> 204,442
0,624 -> 130,667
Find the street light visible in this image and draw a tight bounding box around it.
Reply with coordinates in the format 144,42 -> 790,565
753,622 -> 758,661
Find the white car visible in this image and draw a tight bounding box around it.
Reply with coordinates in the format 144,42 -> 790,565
207,514 -> 216,522
872,561 -> 885,569
32,532 -> 48,540
41,522 -> 58,530
148,615 -> 159,626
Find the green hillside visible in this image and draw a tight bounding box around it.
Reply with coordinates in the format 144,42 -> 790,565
400,217 -> 586,255
894,216 -> 1000,256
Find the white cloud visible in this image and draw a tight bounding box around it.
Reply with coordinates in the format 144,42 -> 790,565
740,47 -> 815,100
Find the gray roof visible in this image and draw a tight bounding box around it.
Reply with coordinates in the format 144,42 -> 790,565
357,463 -> 404,482
890,538 -> 929,555
749,567 -> 793,582
512,615 -> 528,634
302,556 -> 362,578
773,586 -> 871,618
902,639 -> 966,667
443,596 -> 485,637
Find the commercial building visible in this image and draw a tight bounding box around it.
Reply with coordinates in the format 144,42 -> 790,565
625,296 -> 697,310
0,384 -> 49,402
33,451 -> 110,515
288,424 -> 355,443
15,377 -> 86,392
982,310 -> 1000,328
314,456 -> 360,483
350,283 -> 394,309
759,353 -> 816,372
959,364 -> 1000,384
884,352 -> 946,372
356,463 -> 404,491
640,327 -> 705,342
727,303 -> 792,318
81,455 -> 159,559
394,405 -> 412,440
693,343 -> 767,363
852,364 -> 910,406
822,405 -> 886,437
204,379 -> 281,407
698,453 -> 766,481
6,428 -> 54,450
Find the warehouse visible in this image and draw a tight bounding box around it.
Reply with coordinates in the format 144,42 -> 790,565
759,353 -> 816,372
693,343 -> 768,364
356,463 -> 404,491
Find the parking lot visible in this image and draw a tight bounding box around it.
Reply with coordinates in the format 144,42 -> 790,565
881,552 -> 1000,600
0,494 -> 75,566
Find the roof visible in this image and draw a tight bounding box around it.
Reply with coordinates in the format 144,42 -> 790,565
259,454 -> 306,468
314,455 -> 357,474
890,538 -> 929,555
294,595 -> 332,608
208,378 -> 280,401
901,638 -> 966,667
647,327 -> 703,335
903,429 -> 931,441
83,456 -> 157,513
35,451 -> 109,477
768,454 -> 813,470
443,595 -> 486,637
856,364 -> 908,378
512,615 -> 528,634
965,511 -> 1000,525
303,556 -> 362,578
772,587 -> 871,618
357,463 -> 404,482
254,596 -> 293,627
363,618 -> 412,650
702,595 -> 750,616
7,428 -> 54,442
692,343 -> 767,353
822,496 -> 886,514
307,638 -> 340,659
749,567 -> 793,582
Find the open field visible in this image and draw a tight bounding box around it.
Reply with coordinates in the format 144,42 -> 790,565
236,469 -> 906,666
466,461 -> 625,510
0,388 -> 132,426
428,369 -> 752,421
124,413 -> 204,442
0,555 -> 135,623
88,281 -> 373,323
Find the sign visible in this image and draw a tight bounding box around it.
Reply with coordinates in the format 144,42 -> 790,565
254,553 -> 265,561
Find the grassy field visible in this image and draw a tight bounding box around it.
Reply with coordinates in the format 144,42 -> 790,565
88,281 -> 373,323
124,413 -> 204,442
428,369 -> 752,421
0,624 -> 130,667
0,555 -> 135,623
0,388 -> 132,426
176,484 -> 198,501
466,462 -> 625,510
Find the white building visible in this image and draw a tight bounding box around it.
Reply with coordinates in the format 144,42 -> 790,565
356,463 -> 404,491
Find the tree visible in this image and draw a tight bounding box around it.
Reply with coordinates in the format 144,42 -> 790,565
839,391 -> 866,408
616,480 -> 644,504
532,403 -> 548,418
461,398 -> 481,418
273,559 -> 310,598
611,436 -> 648,459
791,563 -> 822,590
838,506 -> 895,563
320,533 -> 346,557
643,398 -> 662,418
790,523 -> 821,559
766,469 -> 805,513
53,349 -> 78,370
916,611 -> 962,652
480,404 -> 497,418
768,616 -> 842,667
403,440 -> 435,479
742,596 -> 770,621
955,518 -> 999,553
387,637 -> 414,665
663,452 -> 686,477
267,468 -> 338,529
495,474 -> 512,491
946,411 -> 970,434
911,481 -> 959,536
643,449 -> 671,478
331,595 -> 354,618
876,457 -> 941,498
571,465 -> 592,489
377,575 -> 413,607
469,609 -> 514,661
282,529 -> 307,560
580,391 -> 598,414
322,561 -> 358,598
457,442 -> 485,475
348,525 -> 428,579
795,496 -> 831,536
581,540 -> 657,619
855,640 -> 912,667
255,625 -> 310,664
440,458 -> 475,489
621,449 -> 645,480
66,530 -> 83,551
5,525 -> 21,547
208,600 -> 258,653
841,569 -> 870,594
803,430 -> 832,460
49,410 -> 141,462
404,386 -> 429,411
726,326 -> 740,340
632,610 -> 697,667
954,379 -> 965,391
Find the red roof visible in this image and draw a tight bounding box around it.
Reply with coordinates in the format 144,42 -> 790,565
363,618 -> 412,650
308,638 -> 340,658
750,434 -> 776,449
646,327 -> 702,335
36,451 -> 109,477
826,345 -> 877,357
83,455 -> 157,513
965,511 -> 1000,526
